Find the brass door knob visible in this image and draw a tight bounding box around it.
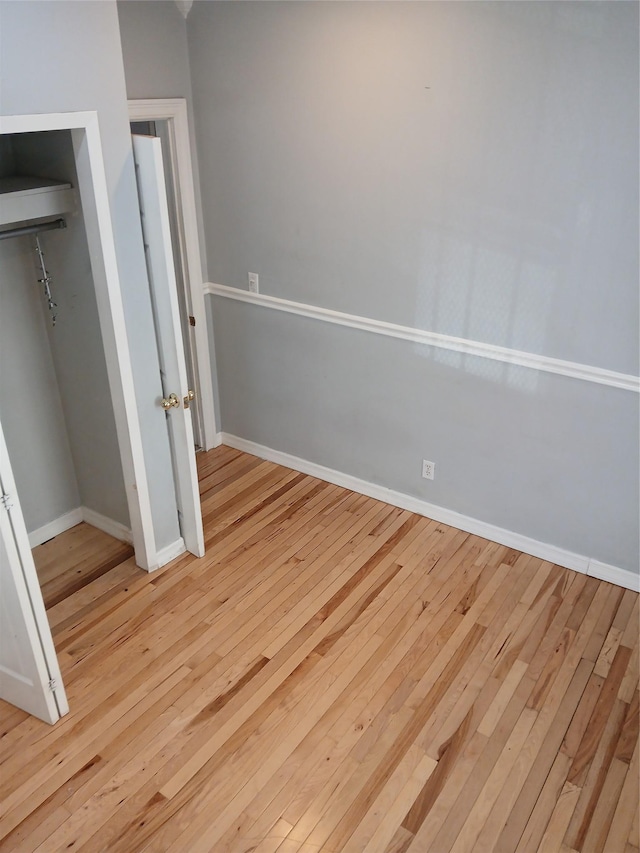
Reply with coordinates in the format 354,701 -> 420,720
161,393 -> 180,411
183,389 -> 196,409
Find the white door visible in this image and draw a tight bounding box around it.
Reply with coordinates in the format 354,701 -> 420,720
132,134 -> 205,558
0,422 -> 68,724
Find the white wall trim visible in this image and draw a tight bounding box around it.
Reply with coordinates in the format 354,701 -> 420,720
153,537 -> 186,570
81,507 -> 133,545
27,506 -> 132,549
28,509 -> 84,549
0,111 -> 97,134
129,99 -> 218,450
205,283 -> 640,394
220,432 -> 639,593
28,507 -> 133,549
588,560 -> 640,593
0,112 -> 157,571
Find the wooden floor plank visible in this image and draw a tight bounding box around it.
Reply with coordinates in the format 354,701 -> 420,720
0,445 -> 637,853
222,532 -> 472,848
32,522 -> 134,609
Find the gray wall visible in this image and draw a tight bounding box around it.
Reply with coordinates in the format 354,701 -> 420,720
192,0 -> 638,375
0,0 -> 180,551
0,236 -> 81,532
118,0 -> 193,102
191,2 -> 639,573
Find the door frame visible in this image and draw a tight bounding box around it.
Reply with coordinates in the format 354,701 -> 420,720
0,111 -> 157,570
132,134 -> 205,558
128,98 -> 218,451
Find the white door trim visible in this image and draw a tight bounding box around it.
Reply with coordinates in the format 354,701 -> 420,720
128,98 -> 218,450
0,111 -> 157,570
132,134 -> 205,558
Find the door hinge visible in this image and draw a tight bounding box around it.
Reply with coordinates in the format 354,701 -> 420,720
1,493 -> 13,511
189,315 -> 196,327
48,677 -> 59,692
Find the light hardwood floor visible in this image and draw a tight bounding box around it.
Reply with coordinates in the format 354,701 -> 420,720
0,446 -> 637,852
32,522 -> 134,609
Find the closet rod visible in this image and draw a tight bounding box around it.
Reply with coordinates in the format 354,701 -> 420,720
0,218 -> 66,242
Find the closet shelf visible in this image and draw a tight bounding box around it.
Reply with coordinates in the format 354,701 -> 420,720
0,175 -> 76,228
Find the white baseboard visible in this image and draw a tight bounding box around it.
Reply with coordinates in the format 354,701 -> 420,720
220,433 -> 640,593
28,508 -> 84,548
27,503 -> 186,575
27,503 -> 184,575
81,507 -> 133,545
588,559 -> 640,593
152,538 -> 186,571
28,506 -> 132,548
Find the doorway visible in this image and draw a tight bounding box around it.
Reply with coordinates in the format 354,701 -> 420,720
128,98 -> 217,454
130,132 -> 204,559
131,117 -> 203,450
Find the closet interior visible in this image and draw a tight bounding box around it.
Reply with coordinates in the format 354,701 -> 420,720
0,130 -> 134,607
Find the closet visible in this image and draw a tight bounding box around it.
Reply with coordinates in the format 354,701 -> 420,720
0,130 -> 133,603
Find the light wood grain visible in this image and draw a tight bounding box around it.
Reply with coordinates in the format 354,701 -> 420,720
32,522 -> 134,608
0,446 -> 637,852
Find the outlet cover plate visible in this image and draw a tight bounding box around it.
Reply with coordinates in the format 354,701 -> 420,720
422,459 -> 435,480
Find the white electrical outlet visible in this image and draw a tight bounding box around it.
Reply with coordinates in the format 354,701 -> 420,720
248,272 -> 259,293
422,459 -> 435,480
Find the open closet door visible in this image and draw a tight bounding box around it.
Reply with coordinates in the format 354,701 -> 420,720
132,134 -> 204,558
0,422 -> 68,724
